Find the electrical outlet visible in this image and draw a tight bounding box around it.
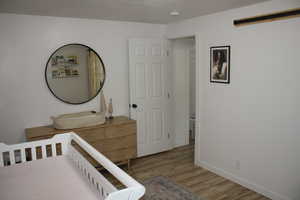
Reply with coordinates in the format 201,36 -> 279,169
235,160 -> 241,170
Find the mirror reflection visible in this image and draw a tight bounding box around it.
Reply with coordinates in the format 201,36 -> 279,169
45,44 -> 105,104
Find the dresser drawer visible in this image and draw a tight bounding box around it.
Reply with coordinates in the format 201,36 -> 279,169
76,128 -> 106,143
103,147 -> 137,162
28,135 -> 54,141
90,135 -> 136,152
105,123 -> 136,138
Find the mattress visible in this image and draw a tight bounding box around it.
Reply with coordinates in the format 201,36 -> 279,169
0,156 -> 99,200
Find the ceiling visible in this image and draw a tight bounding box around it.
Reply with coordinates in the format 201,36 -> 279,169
0,0 -> 269,24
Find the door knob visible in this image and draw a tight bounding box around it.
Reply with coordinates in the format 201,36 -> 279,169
132,104 -> 138,108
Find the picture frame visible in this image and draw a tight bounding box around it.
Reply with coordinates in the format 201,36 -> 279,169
210,46 -> 230,84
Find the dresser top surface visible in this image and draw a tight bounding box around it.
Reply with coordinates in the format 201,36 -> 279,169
26,116 -> 135,139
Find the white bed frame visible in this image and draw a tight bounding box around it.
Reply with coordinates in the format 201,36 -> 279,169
0,132 -> 145,200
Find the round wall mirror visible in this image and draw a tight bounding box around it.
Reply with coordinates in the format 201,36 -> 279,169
45,44 -> 105,104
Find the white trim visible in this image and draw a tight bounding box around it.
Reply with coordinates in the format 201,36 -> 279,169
185,47 -> 190,146
168,36 -> 196,148
167,34 -> 200,157
194,33 -> 201,164
196,160 -> 291,200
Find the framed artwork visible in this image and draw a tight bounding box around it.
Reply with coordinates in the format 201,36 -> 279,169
210,46 -> 230,84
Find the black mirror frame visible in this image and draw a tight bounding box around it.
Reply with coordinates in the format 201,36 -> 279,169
45,43 -> 106,105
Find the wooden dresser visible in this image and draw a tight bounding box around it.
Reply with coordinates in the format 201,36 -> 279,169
25,116 -> 137,168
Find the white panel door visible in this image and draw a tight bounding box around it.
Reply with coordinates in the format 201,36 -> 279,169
129,38 -> 172,157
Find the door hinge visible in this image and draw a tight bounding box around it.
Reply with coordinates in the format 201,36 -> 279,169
166,50 -> 169,56
168,133 -> 170,139
167,93 -> 170,99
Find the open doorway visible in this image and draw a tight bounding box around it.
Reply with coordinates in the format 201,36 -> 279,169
171,36 -> 196,147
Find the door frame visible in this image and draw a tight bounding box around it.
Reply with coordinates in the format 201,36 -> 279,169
172,41 -> 191,147
167,34 -> 201,165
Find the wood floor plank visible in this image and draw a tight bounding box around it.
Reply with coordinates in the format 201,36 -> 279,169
105,143 -> 270,200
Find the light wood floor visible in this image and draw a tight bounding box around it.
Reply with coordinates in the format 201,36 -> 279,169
108,144 -> 270,200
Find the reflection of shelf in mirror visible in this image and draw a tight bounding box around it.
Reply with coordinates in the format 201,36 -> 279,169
51,55 -> 79,66
51,66 -> 80,79
52,75 -> 80,79
52,63 -> 78,67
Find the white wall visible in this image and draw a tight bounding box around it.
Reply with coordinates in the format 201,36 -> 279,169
0,13 -> 166,144
167,1 -> 300,200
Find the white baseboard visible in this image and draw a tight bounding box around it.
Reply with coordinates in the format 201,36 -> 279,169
196,160 -> 291,200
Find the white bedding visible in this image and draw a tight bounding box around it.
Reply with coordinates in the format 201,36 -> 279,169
0,156 -> 99,200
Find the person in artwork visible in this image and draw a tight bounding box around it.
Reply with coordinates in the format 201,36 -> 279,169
212,50 -> 227,80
